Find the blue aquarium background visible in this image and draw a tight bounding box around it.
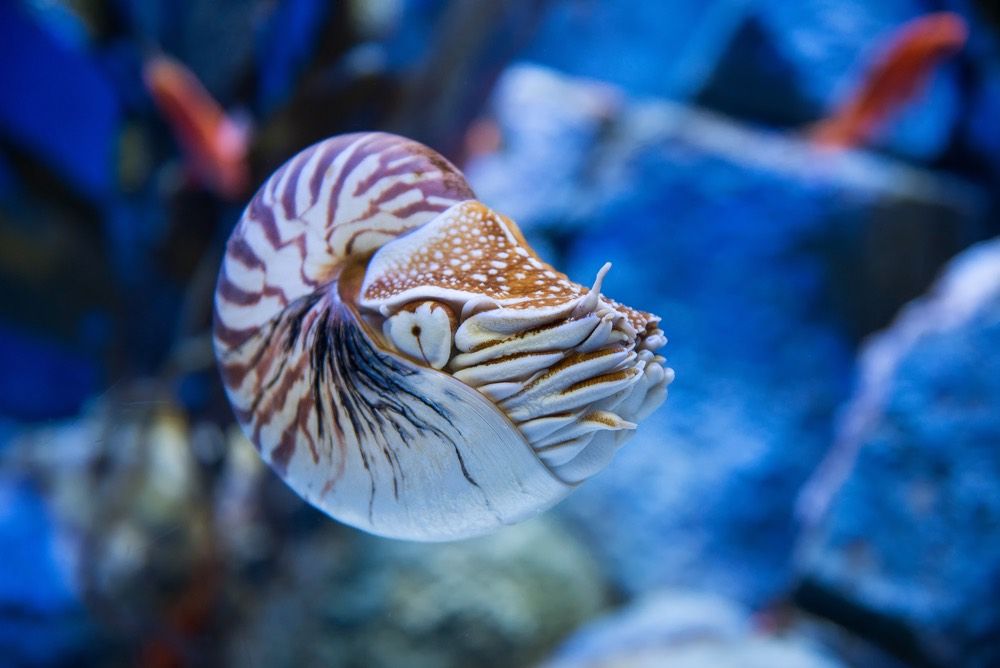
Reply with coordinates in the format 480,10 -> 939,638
1,1 -> 999,666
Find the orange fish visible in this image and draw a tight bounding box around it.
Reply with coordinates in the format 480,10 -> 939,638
810,12 -> 968,149
144,55 -> 251,199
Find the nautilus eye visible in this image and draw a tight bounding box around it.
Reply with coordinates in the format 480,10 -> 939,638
382,300 -> 456,370
214,132 -> 673,541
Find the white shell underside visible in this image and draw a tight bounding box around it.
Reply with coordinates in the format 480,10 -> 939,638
282,352 -> 571,541
219,289 -> 570,541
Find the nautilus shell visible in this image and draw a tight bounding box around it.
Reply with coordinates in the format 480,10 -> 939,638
214,132 -> 673,540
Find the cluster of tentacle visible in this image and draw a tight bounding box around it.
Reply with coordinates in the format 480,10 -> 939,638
360,201 -> 671,483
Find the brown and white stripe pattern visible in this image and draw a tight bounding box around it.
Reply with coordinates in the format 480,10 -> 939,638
214,132 -> 474,354
213,132 -> 472,462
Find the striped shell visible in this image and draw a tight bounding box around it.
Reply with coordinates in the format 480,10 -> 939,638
214,132 -> 672,540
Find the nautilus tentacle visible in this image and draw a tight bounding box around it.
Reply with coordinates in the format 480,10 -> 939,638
214,132 -> 673,540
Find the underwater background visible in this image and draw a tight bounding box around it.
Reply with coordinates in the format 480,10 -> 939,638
1,0 -> 1000,666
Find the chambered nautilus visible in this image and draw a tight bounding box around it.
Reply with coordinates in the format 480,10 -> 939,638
214,132 -> 673,540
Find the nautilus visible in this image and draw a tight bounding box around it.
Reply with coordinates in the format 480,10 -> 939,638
214,132 -> 673,540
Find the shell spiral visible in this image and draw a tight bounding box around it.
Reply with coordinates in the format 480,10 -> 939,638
214,132 -> 673,540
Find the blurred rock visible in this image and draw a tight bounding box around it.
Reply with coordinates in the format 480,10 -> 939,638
543,590 -> 748,667
467,65 -> 987,606
606,638 -> 843,668
2,383 -> 248,664
6,385 -> 215,608
542,590 -> 843,668
465,64 -> 622,245
386,0 -> 549,157
226,518 -> 608,668
796,238 -> 1000,667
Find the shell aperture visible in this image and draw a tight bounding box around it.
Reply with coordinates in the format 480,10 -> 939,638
214,132 -> 672,540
